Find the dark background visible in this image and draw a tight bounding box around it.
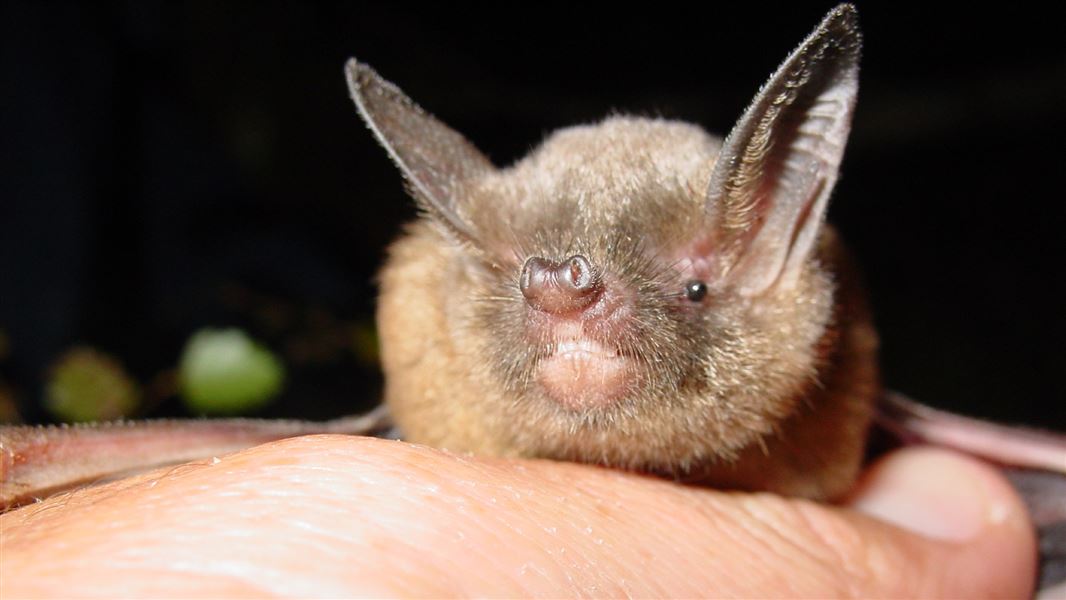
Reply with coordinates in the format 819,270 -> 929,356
2,3 -> 1063,428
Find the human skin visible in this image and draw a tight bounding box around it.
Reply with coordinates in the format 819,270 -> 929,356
0,436 -> 1035,598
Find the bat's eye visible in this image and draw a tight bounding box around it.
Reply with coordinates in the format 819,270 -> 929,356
684,280 -> 707,302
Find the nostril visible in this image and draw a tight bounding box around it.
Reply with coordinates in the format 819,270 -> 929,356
560,255 -> 594,291
520,257 -> 551,300
520,254 -> 602,314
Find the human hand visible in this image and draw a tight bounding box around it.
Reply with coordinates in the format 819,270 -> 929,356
0,436 -> 1035,597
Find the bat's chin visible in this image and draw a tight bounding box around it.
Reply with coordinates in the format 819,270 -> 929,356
535,339 -> 631,410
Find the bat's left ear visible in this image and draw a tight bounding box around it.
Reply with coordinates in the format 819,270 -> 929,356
705,4 -> 861,297
345,59 -> 493,247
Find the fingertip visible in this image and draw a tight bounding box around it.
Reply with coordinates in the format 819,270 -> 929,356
848,446 -> 1037,597
849,447 -> 1029,542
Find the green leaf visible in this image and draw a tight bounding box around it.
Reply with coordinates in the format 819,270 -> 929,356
46,347 -> 140,422
180,329 -> 285,415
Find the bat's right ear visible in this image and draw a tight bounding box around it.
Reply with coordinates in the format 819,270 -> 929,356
702,5 -> 861,297
345,60 -> 492,246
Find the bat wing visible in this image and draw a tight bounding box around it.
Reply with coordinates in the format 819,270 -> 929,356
0,406 -> 393,511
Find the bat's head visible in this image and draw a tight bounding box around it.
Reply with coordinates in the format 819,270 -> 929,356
349,5 -> 865,474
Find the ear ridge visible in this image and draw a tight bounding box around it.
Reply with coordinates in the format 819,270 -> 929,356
705,4 -> 861,296
345,59 -> 493,246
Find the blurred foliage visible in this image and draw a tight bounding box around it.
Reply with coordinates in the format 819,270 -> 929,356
179,328 -> 285,415
351,319 -> 379,367
45,347 -> 140,422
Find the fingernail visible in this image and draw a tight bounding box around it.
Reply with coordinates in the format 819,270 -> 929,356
849,448 -> 1017,542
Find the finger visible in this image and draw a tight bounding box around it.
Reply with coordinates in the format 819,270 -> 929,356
0,437 -> 1036,598
847,446 -> 1038,598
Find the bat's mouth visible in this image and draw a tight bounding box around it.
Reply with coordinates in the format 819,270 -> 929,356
536,338 -> 630,410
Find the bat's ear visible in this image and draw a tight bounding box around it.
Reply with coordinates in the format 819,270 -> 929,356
346,60 -> 493,246
704,4 -> 860,297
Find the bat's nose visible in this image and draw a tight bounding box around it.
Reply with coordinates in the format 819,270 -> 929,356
520,254 -> 603,315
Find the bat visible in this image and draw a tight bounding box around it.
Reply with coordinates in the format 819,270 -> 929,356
1,3 -> 1062,591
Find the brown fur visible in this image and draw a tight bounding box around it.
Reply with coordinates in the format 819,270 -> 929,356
378,117 -> 879,500
365,5 -> 873,500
